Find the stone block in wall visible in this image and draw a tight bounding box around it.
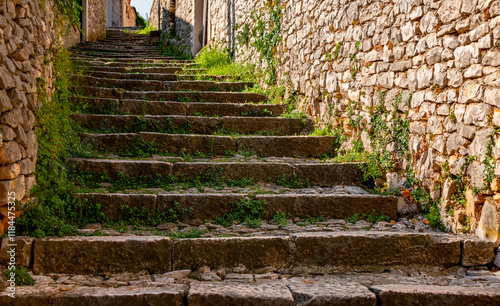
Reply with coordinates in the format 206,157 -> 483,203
482,50 -> 500,66
0,90 -> 12,112
0,163 -> 20,180
467,162 -> 486,189
463,103 -> 491,127
0,141 -> 21,165
0,107 -> 23,128
477,199 -> 500,243
0,67 -> 15,89
454,44 -> 480,68
0,175 -> 25,206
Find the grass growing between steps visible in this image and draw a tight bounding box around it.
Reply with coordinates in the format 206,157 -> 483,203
185,47 -> 309,122
70,168 -> 311,193
215,198 -> 268,228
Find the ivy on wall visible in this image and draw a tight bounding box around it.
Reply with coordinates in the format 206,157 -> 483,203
235,0 -> 282,84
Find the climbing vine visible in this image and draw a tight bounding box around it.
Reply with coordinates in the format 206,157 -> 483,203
237,0 -> 282,84
361,91 -> 411,182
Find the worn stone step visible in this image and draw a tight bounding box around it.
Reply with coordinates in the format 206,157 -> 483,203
82,132 -> 337,157
75,54 -> 175,61
75,52 -> 172,59
164,81 -> 254,92
75,47 -> 159,53
29,232 -> 493,275
188,282 -> 295,305
370,284 -> 500,305
72,75 -> 164,91
74,75 -> 253,92
85,61 -> 195,68
33,236 -> 173,274
73,97 -> 286,117
124,91 -> 267,103
73,86 -> 124,100
0,281 -> 382,306
75,191 -> 397,222
88,65 -> 200,74
0,286 -> 188,306
88,71 -> 178,81
68,159 -> 363,186
83,57 -> 194,64
71,114 -> 311,135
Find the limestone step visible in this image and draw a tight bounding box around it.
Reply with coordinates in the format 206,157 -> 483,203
88,65 -> 199,74
74,57 -> 194,64
74,87 -> 266,102
73,97 -> 287,117
81,133 -> 337,158
68,158 -> 363,185
6,281 -> 500,305
28,232 -> 494,275
0,286 -> 187,305
88,71 -> 178,81
73,75 -> 254,92
71,114 -> 311,135
124,91 -> 267,103
165,81 -> 254,92
75,52 -> 172,59
75,54 -> 178,61
86,70 -> 243,82
76,47 -> 159,53
371,284 -> 500,305
74,191 -> 397,221
72,75 -> 164,91
84,61 -> 195,68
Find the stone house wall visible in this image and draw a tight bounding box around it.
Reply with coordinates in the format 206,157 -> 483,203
150,0 -> 171,32
0,0 -> 56,207
168,0 -> 500,241
0,0 -> 106,209
111,0 -> 122,27
86,0 -> 107,41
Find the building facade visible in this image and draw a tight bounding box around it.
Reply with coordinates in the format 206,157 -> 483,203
106,0 -> 138,28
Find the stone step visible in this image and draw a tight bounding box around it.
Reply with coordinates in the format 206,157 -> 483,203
74,57 -> 194,64
75,52 -> 171,59
72,75 -> 164,91
86,70 -> 241,82
76,47 -> 159,53
370,284 -> 500,305
73,75 -> 253,92
74,191 -> 396,222
88,65 -> 199,74
74,97 -> 286,116
165,81 -> 254,92
83,61 -> 194,68
7,280 -> 500,306
28,232 -> 494,275
75,54 -> 177,61
81,132 -> 337,158
71,114 -> 312,135
0,286 -> 187,305
124,91 -> 267,103
68,158 -> 363,185
88,71 -> 178,81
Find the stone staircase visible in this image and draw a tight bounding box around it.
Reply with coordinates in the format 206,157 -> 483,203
2,29 -> 499,305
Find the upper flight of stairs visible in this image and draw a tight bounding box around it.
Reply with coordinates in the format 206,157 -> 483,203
3,29 -> 499,305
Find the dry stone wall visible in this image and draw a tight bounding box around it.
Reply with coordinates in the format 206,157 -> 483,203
191,0 -> 500,240
0,0 -> 105,208
0,0 -> 56,207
